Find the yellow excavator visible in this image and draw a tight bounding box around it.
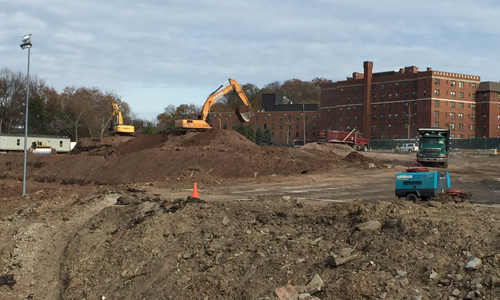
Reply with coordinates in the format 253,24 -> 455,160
110,102 -> 135,135
174,78 -> 253,130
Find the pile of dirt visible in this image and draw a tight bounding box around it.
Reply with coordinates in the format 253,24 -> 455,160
301,142 -> 355,156
0,130 -> 381,187
341,151 -> 384,168
57,193 -> 500,300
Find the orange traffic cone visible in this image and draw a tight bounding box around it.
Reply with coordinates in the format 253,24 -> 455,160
191,183 -> 199,198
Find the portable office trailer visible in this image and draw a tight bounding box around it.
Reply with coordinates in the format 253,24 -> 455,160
0,134 -> 72,153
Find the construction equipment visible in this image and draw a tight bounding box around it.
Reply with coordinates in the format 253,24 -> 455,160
110,102 -> 135,135
316,129 -> 370,151
416,128 -> 450,168
395,162 -> 471,202
28,141 -> 55,155
174,78 -> 253,130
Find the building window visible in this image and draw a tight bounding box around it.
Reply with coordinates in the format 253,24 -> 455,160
471,125 -> 475,131
339,117 -> 342,122
296,115 -> 300,121
434,90 -> 440,96
459,82 -> 464,88
272,116 -> 275,121
272,124 -> 275,129
481,103 -> 487,110
379,84 -> 384,90
372,114 -> 376,120
459,92 -> 464,98
450,102 -> 456,108
459,124 -> 464,130
280,123 -> 283,129
481,114 -> 487,120
372,105 -> 376,111
450,112 -> 455,119
458,113 -> 464,120
17,139 -> 20,146
395,93 -> 399,98
449,123 -> 455,130
288,115 -> 291,121
435,79 -> 440,85
459,103 -> 464,109
451,80 -> 456,87
403,124 -> 408,129
404,81 -> 409,88
379,124 -> 384,130
434,111 -> 439,117
404,92 -> 409,98
379,104 -> 384,110
371,125 -> 376,130
472,104 -> 476,111
280,116 -> 283,121
434,122 -> 439,128
388,124 -> 392,130
450,91 -> 456,97
296,123 -> 299,129
388,114 -> 392,120
412,91 -> 417,98
472,83 -> 476,89
354,86 -> 359,92
423,89 -> 426,96
388,103 -> 392,109
256,116 -> 259,121
379,114 -> 384,120
434,100 -> 439,107
394,113 -> 398,120
471,114 -> 476,120
353,116 -> 358,121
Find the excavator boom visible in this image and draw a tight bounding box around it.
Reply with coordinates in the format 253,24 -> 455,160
175,78 -> 253,130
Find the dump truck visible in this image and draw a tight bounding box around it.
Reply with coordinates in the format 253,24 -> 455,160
416,128 -> 450,168
316,128 -> 370,151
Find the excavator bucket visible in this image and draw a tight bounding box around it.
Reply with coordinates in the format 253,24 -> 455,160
235,104 -> 253,122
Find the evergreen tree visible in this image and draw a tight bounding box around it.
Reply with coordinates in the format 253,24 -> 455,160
222,123 -> 228,129
246,124 -> 256,143
264,128 -> 274,146
235,123 -> 247,136
255,125 -> 265,146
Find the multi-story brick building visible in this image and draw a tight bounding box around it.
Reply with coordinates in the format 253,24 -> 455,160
320,61 -> 482,139
475,82 -> 500,137
207,94 -> 319,145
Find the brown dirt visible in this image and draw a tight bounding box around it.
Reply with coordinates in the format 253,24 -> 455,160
0,129 -> 499,300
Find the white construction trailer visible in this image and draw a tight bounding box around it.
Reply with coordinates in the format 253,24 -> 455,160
0,134 -> 73,153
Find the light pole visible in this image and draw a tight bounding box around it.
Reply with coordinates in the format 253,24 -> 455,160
20,34 -> 32,196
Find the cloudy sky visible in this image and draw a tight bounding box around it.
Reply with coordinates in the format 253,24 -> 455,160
2,0 -> 500,121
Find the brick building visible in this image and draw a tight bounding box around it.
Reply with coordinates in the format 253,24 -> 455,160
207,94 -> 319,145
320,61 -> 483,139
475,82 -> 500,137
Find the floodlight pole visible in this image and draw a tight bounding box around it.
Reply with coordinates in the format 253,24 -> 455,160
21,34 -> 32,196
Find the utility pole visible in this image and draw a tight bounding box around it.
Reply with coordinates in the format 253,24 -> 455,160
302,104 -> 306,145
407,106 -> 411,140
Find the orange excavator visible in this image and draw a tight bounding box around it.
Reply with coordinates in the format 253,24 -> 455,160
174,78 -> 253,130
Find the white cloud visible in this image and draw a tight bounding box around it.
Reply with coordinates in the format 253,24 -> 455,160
1,0 -> 500,120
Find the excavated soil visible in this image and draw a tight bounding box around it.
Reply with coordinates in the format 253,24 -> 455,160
0,129 -> 499,300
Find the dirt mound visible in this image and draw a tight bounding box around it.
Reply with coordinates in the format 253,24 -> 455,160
70,136 -> 133,156
301,142 -> 355,156
2,130 -> 380,186
341,151 -> 383,167
60,195 -> 500,300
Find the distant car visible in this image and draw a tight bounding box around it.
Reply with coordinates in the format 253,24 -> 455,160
399,143 -> 419,153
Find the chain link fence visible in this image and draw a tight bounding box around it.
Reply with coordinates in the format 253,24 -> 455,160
370,138 -> 500,150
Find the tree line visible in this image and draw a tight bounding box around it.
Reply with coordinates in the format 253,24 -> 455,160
0,67 -> 331,141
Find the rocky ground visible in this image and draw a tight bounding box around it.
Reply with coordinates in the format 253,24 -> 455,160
0,129 -> 499,300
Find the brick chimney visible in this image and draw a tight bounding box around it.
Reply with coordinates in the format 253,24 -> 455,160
363,61 -> 373,138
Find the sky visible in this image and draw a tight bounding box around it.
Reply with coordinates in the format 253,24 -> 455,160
2,0 -> 500,121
